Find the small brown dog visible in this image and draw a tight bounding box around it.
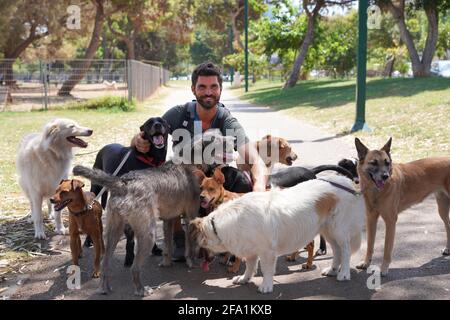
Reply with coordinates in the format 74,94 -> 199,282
50,179 -> 104,278
196,167 -> 245,273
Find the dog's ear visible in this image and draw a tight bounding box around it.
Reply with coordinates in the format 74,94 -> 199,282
355,138 -> 369,161
45,124 -> 60,138
193,169 -> 206,184
71,179 -> 85,190
381,137 -> 392,155
139,125 -> 144,132
213,167 -> 225,184
188,218 -> 204,243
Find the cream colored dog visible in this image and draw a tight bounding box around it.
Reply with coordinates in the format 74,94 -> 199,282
16,118 -> 93,239
189,175 -> 365,294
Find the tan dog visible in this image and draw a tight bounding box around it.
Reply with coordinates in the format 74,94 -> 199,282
196,167 -> 245,273
238,135 -> 298,173
50,179 -> 104,278
354,137 -> 450,276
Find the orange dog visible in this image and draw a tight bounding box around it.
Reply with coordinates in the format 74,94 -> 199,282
50,179 -> 104,278
196,167 -> 244,273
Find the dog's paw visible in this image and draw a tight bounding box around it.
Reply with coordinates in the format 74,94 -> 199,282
301,262 -> 315,270
442,248 -> 450,256
34,230 -> 47,240
232,275 -> 249,285
356,260 -> 371,270
185,257 -> 194,269
380,264 -> 389,277
321,266 -> 338,277
337,271 -> 351,281
285,252 -> 298,262
55,226 -> 68,235
258,283 -> 273,294
99,277 -> 112,295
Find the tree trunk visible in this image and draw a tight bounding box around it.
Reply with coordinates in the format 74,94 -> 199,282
58,0 -> 105,96
421,4 -> 439,75
283,13 -> 316,88
231,6 -> 244,51
386,1 -> 438,77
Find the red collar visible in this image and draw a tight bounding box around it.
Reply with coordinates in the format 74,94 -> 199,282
136,155 -> 165,167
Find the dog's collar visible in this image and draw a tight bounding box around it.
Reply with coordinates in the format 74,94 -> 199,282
210,217 -> 221,242
317,178 -> 361,196
136,155 -> 165,167
70,201 -> 95,216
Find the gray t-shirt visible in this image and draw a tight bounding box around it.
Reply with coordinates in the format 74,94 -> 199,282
162,101 -> 249,150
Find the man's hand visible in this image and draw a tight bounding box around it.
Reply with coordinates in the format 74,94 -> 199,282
132,132 -> 150,153
238,142 -> 268,192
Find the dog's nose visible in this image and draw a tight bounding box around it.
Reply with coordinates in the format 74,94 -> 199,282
155,123 -> 162,130
87,129 -> 93,135
382,173 -> 390,181
199,195 -> 205,201
49,198 -> 56,204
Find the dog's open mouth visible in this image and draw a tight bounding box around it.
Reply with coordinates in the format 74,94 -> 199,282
67,136 -> 88,148
152,135 -> 165,149
200,197 -> 214,209
285,157 -> 294,166
369,173 -> 386,189
53,199 -> 71,211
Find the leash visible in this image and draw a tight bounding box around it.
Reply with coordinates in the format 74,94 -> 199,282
94,149 -> 132,202
317,178 -> 360,196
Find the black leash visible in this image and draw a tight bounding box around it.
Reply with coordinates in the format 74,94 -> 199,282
317,178 -> 360,196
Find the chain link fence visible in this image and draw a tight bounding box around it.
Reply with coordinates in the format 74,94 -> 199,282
0,59 -> 170,111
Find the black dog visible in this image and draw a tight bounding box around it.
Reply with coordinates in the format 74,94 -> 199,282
268,160 -> 359,256
84,117 -> 169,267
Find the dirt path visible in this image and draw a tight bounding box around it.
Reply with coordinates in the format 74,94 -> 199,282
2,83 -> 449,300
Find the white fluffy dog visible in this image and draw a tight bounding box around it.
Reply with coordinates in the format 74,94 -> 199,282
16,118 -> 93,239
189,175 -> 365,293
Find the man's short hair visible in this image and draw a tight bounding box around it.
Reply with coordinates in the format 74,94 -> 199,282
191,62 -> 223,88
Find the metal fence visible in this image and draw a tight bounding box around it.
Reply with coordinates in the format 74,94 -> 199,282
0,59 -> 170,111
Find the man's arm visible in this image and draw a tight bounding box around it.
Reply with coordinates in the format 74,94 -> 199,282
237,142 -> 268,192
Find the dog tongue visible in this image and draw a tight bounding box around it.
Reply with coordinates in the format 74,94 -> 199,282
201,260 -> 210,272
152,135 -> 164,145
375,180 -> 385,189
200,200 -> 210,208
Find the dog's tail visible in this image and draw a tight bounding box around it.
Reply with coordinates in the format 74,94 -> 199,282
73,165 -> 122,191
311,165 -> 355,181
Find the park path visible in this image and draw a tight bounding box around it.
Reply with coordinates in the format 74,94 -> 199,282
3,82 -> 449,300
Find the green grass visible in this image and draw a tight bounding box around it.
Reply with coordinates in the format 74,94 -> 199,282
233,77 -> 450,162
52,96 -> 137,112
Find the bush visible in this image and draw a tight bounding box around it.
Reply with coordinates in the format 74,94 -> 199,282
55,96 -> 137,112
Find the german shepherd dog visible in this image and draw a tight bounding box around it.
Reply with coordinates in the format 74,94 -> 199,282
354,137 -> 450,276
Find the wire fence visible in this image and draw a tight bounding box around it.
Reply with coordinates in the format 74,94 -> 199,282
0,59 -> 170,111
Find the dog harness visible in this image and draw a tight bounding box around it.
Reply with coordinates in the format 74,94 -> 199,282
317,178 -> 361,196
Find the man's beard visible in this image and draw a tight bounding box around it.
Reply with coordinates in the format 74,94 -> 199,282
196,94 -> 220,109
